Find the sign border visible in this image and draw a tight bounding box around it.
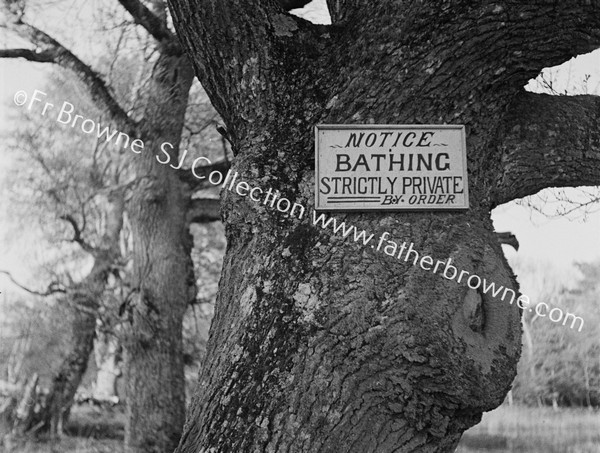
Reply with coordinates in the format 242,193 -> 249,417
314,124 -> 470,211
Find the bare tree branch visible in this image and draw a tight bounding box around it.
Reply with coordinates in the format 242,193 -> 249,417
517,186 -> 600,220
0,270 -> 66,296
492,92 -> 600,207
1,18 -> 135,133
0,48 -> 53,62
187,197 -> 220,223
60,214 -> 96,254
116,0 -> 178,49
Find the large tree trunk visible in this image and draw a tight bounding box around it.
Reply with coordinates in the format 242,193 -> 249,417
176,187 -> 521,452
174,0 -> 600,451
166,3 -> 528,452
122,50 -> 195,453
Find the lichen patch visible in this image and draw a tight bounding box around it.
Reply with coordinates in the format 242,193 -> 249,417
293,283 -> 320,323
240,286 -> 257,317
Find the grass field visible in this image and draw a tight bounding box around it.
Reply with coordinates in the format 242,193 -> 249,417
457,405 -> 600,453
2,437 -> 123,453
2,405 -> 125,453
2,405 -> 599,452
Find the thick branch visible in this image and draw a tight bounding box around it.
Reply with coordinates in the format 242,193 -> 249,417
512,2 -> 600,73
328,1 -> 600,90
1,20 -> 134,133
117,0 -> 178,49
493,92 -> 600,207
187,198 -> 220,223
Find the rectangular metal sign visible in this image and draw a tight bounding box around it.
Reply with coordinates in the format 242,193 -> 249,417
315,124 -> 469,211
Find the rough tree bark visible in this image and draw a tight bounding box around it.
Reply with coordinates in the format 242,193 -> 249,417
166,1 -> 600,452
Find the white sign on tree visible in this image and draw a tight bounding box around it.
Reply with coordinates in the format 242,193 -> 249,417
315,125 -> 469,211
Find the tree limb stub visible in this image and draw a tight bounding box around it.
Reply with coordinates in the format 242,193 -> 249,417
495,232 -> 519,251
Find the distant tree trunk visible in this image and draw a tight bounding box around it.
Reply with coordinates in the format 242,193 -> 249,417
582,359 -> 592,408
12,374 -> 38,436
40,294 -> 97,436
6,327 -> 32,385
167,1 -> 600,451
522,317 -> 535,379
92,332 -> 121,403
122,51 -> 195,453
551,394 -> 559,411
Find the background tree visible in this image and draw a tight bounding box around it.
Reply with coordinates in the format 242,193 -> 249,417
0,70 -> 127,436
1,1 -> 224,450
511,261 -> 600,408
166,1 -> 600,451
